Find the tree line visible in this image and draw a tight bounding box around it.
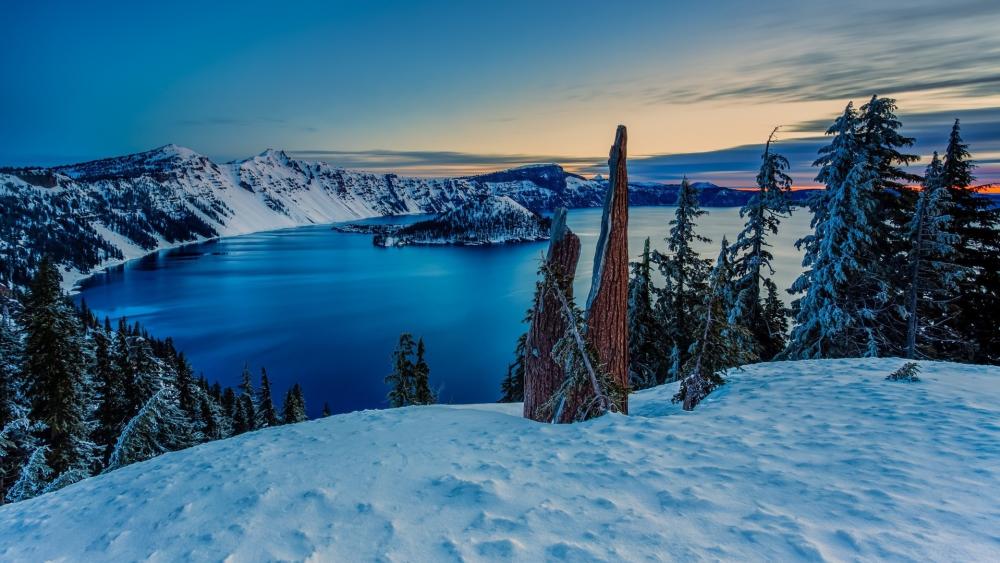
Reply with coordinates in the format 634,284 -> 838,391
502,96 -> 998,410
0,259 -> 314,504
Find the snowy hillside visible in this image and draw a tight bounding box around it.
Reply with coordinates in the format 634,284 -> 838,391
0,146 -> 806,289
2,358 -> 997,561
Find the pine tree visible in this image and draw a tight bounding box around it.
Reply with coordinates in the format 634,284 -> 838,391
232,399 -> 249,435
499,332 -> 525,403
321,403 -> 331,417
221,387 -> 237,424
282,383 -> 307,424
902,153 -> 964,359
627,238 -> 660,389
730,129 -> 792,360
412,338 -> 436,405
105,385 -> 189,471
238,363 -> 256,431
654,177 -> 711,382
386,333 -> 417,407
174,352 -> 197,423
675,239 -> 756,410
0,302 -> 41,502
22,258 -> 97,481
785,103 -> 886,358
93,319 -> 128,462
760,279 -> 789,359
941,119 -> 1000,364
257,368 -> 279,428
4,445 -> 52,503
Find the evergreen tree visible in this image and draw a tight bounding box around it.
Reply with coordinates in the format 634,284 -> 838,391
221,387 -> 237,423
321,402 -> 331,417
4,445 -> 52,503
238,363 -> 256,431
105,385 -> 188,471
22,258 -> 97,481
730,129 -> 792,360
93,319 -> 128,463
654,177 -> 711,382
282,383 -> 307,424
412,338 -> 436,405
0,302 -> 42,502
675,239 -> 756,410
760,279 -> 789,359
499,332 -> 525,403
785,103 -> 886,358
941,119 -> 1000,364
257,368 -> 279,428
232,399 -> 249,435
174,352 -> 197,423
902,153 -> 964,358
627,238 -> 660,389
385,333 -> 417,407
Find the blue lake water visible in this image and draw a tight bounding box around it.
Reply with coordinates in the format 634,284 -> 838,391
75,207 -> 811,416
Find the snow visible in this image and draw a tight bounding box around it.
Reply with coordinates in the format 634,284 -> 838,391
2,358 -> 998,561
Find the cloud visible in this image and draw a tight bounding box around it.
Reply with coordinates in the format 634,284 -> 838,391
287,149 -> 600,177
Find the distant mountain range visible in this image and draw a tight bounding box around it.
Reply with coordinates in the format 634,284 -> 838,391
0,145 -> 819,288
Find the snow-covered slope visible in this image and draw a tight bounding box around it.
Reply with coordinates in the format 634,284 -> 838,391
2,358 -> 997,561
372,195 -> 551,246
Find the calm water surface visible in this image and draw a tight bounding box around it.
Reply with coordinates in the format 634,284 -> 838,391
76,207 -> 811,416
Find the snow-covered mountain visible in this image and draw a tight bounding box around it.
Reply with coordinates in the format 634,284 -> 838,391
0,145 -> 811,288
1,358 -> 997,561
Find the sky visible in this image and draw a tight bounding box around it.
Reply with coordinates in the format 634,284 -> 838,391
2,0 -> 998,188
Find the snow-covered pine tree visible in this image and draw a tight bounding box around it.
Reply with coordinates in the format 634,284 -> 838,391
386,333 -> 417,408
221,387 -> 237,424
760,278 -> 789,359
105,385 -> 189,471
174,352 -> 197,424
412,337 -> 436,405
238,363 -> 257,431
499,332 -> 525,403
4,444 -> 52,503
22,258 -> 98,483
654,177 -> 711,382
941,119 -> 1000,364
92,317 -> 126,462
785,103 -> 886,359
0,301 -> 44,503
675,239 -> 756,410
282,383 -> 307,424
902,153 -> 965,359
730,129 -> 792,360
257,368 -> 280,428
627,237 -> 660,389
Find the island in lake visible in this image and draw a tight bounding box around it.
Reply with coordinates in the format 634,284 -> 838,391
334,195 -> 551,247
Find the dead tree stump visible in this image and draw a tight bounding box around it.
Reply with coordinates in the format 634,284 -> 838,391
523,208 -> 581,421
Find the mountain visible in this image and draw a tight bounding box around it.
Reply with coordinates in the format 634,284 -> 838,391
1,358 -> 997,560
0,146 -> 816,288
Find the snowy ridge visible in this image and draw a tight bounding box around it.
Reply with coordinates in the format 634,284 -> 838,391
1,358 -> 997,561
375,195 -> 550,247
0,146 -> 817,289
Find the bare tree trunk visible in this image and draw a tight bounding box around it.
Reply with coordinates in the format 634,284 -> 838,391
578,125 -> 631,415
523,209 -> 581,421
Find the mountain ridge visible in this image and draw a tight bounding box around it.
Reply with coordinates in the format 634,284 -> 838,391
0,145 -> 817,288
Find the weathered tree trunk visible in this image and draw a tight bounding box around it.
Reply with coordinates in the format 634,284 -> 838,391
523,208 -> 581,421
576,125 -> 631,416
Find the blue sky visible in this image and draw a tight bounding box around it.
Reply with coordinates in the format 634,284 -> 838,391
2,0 -> 998,186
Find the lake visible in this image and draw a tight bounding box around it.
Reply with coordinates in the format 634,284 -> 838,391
75,207 -> 812,416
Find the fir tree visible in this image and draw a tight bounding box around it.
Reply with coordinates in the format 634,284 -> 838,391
654,177 -> 711,382
282,383 -> 307,424
22,258 -> 97,480
730,129 -> 792,360
902,153 -> 964,359
785,103 -> 886,358
386,333 -> 417,408
232,399 -> 249,435
499,332 -> 525,403
321,402 -> 331,417
174,352 -> 197,423
675,239 -> 756,410
257,368 -> 279,428
760,279 -> 789,359
105,385 -> 189,471
221,387 -> 237,423
4,445 -> 52,503
238,363 -> 256,431
412,338 -> 436,405
627,238 -> 660,389
941,119 -> 1000,364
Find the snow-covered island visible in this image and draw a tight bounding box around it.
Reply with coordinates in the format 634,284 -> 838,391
333,195 -> 551,247
1,358 -> 997,561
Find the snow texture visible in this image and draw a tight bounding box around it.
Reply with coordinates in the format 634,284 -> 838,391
1,359 -> 997,561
